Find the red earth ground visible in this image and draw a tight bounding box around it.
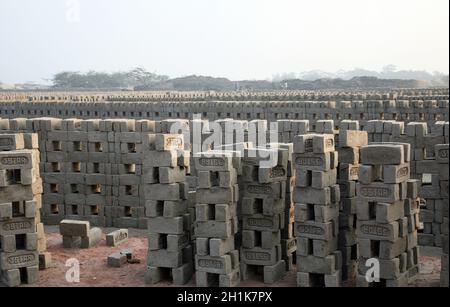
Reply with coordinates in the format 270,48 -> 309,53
21,226 -> 442,287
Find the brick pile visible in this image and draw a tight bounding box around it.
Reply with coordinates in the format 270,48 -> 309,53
0,133 -> 46,286
356,143 -> 421,286
194,151 -> 241,287
143,134 -> 193,285
239,147 -> 288,284
293,133 -> 342,287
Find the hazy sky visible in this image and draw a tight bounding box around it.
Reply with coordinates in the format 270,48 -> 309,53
1,0 -> 448,84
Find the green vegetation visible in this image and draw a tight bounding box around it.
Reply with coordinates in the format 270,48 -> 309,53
52,67 -> 168,89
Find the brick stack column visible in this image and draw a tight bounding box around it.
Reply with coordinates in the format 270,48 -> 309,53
40,118 -> 67,224
404,122 -> 438,247
67,119 -> 106,227
0,133 -> 44,286
193,151 -> 240,287
109,119 -> 143,228
337,122 -> 368,281
356,143 -> 421,286
436,144 -> 449,287
143,133 -> 193,285
85,119 -> 112,227
293,133 -> 342,287
239,147 -> 287,284
267,142 -> 297,271
276,120 -> 309,143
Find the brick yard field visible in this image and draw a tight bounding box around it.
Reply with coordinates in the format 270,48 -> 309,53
0,89 -> 448,288
2,0 -> 448,293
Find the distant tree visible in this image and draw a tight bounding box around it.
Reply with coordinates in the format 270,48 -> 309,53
51,68 -> 168,89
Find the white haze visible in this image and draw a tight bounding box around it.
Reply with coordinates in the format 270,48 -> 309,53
0,0 -> 448,84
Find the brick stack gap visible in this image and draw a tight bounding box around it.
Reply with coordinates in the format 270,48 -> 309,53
337,120 -> 368,282
293,133 -> 342,287
0,133 -> 44,286
356,142 -> 421,286
143,133 -> 193,285
239,147 -> 288,284
194,151 -> 241,287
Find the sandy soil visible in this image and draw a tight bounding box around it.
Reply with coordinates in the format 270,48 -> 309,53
22,226 -> 442,287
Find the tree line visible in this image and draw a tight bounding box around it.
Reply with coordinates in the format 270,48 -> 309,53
51,67 -> 168,89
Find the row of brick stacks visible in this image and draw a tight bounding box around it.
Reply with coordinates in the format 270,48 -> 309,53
0,114 -> 448,287
0,118 -> 194,229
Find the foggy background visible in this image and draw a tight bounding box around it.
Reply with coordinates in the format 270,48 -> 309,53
0,0 -> 448,85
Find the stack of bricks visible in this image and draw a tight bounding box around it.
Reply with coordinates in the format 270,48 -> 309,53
215,119 -> 248,147
435,144 -> 449,287
404,122 -> 448,248
356,143 -> 421,287
3,116 -> 450,235
211,141 -> 250,254
406,122 -> 439,247
246,120 -> 264,146
4,117 -> 192,230
1,91 -> 449,125
364,120 -> 401,143
156,119 -> 191,152
193,151 -> 240,287
239,147 -> 287,284
39,118 -> 67,225
82,119 -> 112,227
0,133 -> 44,286
314,120 -> 336,134
64,118 -> 108,228
386,121 -> 449,248
110,119 -> 154,229
24,117 -> 156,229
267,142 -> 296,271
276,120 -> 309,143
34,117 -> 111,226
361,120 -> 450,249
59,220 -> 102,249
144,133 -> 193,285
337,121 -> 368,281
293,134 -> 342,287
392,122 -> 425,181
